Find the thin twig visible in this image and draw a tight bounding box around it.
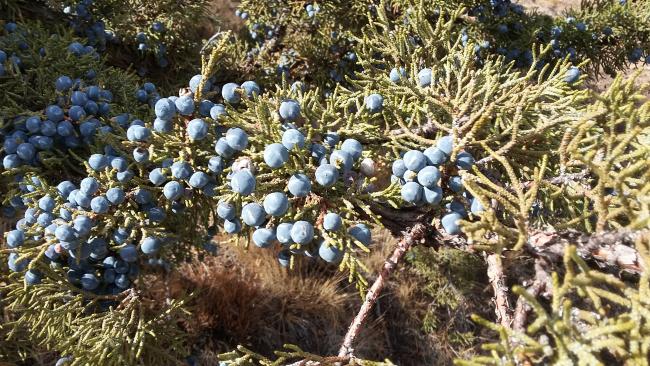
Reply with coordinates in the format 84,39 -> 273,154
512,258 -> 551,332
337,223 -> 428,357
486,253 -> 513,328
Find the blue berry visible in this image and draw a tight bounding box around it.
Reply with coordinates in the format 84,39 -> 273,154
25,269 -> 42,285
189,74 -> 212,94
318,241 -> 343,263
73,215 -> 93,236
199,100 -> 214,117
133,147 -> 150,163
417,68 -> 432,87
323,212 -> 342,231
263,192 -> 289,216
389,67 -> 407,83
448,200 -> 467,216
25,116 -> 41,133
88,154 -> 109,171
57,120 -> 74,136
403,150 -> 427,172
154,98 -> 176,120
68,105 -> 86,121
38,195 -> 56,212
118,244 -> 138,263
323,131 -> 340,148
282,129 -> 305,151
187,118 -> 208,140
423,186 -> 443,205
111,157 -> 129,172
365,93 -> 384,113
441,213 -> 463,234
231,170 -> 256,195
264,143 -> 289,168
225,128 -> 249,151
117,170 -> 135,183
80,177 -> 99,195
81,273 -> 100,290
126,125 -> 151,142
147,207 -> 166,222
163,181 -> 184,201
456,151 -> 475,170
2,154 -> 20,169
8,252 -> 28,272
217,200 -> 236,220
154,118 -> 173,133
135,89 -> 148,103
423,147 -> 448,165
208,156 -> 225,173
349,224 -> 372,245
6,229 -> 24,248
141,237 -> 162,254
144,82 -> 156,93
341,139 -> 363,161
315,164 -> 339,187
253,228 -> 276,248
242,202 -> 266,226
149,168 -> 166,186
290,221 -> 314,244
91,196 -> 110,213
55,224 -> 75,242
564,66 -> 580,83
175,96 -> 195,115
106,187 -> 125,205
16,143 -> 36,161
436,136 -> 454,155
222,83 -> 241,104
55,75 -> 73,91
330,149 -> 353,171
401,181 -> 423,203
210,104 -> 227,120
71,91 -> 89,106
278,250 -> 291,267
417,166 -> 441,188
391,159 -> 407,177
171,161 -> 193,179
449,176 -> 463,192
241,80 -> 261,98
224,218 -> 242,234
212,138 -> 234,159
276,222 -> 294,244
188,170 -> 209,188
279,100 -> 301,121
288,173 -> 311,197
471,198 -> 486,214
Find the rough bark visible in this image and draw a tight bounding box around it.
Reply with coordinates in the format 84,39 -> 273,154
486,254 -> 513,328
526,229 -> 646,275
337,223 -> 428,357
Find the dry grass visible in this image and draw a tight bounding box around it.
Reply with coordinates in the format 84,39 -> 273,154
156,228 -> 490,365
161,241 -> 378,361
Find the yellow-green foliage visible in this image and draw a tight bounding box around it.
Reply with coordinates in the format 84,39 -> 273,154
0,279 -> 189,365
458,234 -> 650,365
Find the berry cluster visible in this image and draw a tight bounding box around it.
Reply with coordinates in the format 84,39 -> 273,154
392,135 -> 484,235
2,76 -> 113,171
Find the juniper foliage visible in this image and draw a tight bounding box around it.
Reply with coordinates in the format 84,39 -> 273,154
0,0 -> 649,365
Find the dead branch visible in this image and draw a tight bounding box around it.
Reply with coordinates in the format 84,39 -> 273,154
486,253 -> 513,328
337,223 -> 428,357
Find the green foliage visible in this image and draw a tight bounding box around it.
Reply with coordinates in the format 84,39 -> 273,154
406,246 -> 488,354
1,278 -> 189,365
1,0 -> 650,364
458,235 -> 650,365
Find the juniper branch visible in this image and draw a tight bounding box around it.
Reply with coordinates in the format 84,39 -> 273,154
337,223 -> 428,357
486,253 -> 513,328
